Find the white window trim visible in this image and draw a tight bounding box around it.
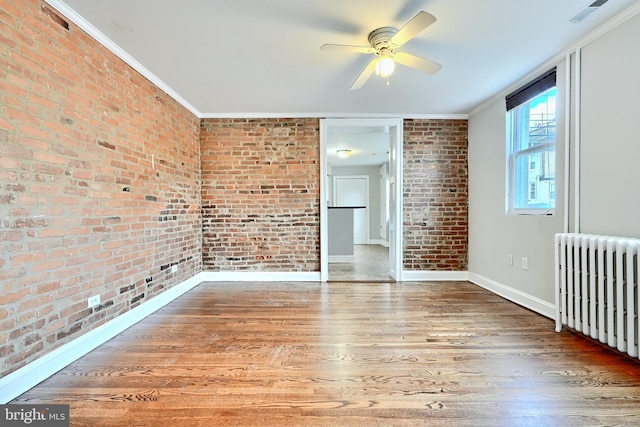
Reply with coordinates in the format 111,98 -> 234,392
506,89 -> 557,216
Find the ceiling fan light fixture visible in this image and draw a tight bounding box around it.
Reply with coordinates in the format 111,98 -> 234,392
375,56 -> 395,78
320,11 -> 440,89
336,149 -> 352,159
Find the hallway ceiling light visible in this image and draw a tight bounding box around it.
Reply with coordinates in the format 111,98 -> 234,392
336,149 -> 352,159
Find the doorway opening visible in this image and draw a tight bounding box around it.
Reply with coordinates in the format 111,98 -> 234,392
320,118 -> 403,282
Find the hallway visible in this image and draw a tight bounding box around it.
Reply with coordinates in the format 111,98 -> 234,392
328,244 -> 393,281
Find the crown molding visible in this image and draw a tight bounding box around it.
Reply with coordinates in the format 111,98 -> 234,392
199,112 -> 468,120
43,1 -> 471,121
44,0 -> 202,118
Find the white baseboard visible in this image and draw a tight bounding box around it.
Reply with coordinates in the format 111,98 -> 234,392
468,272 -> 555,319
401,270 -> 469,281
200,271 -> 322,282
0,272 -> 207,404
400,272 -> 555,320
0,270 -> 321,403
1,269 -> 555,403
368,239 -> 389,247
327,255 -> 355,263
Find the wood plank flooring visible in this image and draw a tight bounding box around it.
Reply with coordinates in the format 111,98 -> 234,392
13,281 -> 640,426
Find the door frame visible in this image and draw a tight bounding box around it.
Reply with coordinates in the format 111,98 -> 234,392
320,118 -> 403,282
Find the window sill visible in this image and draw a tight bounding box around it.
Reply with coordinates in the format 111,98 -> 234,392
508,209 -> 555,216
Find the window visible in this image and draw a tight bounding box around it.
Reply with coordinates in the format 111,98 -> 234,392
506,68 -> 557,214
529,182 -> 537,200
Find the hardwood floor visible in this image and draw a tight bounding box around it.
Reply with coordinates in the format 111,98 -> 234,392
13,281 -> 640,426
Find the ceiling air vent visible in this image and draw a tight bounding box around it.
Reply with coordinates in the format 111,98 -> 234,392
570,0 -> 610,23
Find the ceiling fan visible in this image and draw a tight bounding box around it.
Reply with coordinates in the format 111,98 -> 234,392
320,11 -> 441,90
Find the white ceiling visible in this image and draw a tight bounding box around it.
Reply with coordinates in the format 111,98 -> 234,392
327,126 -> 391,167
51,0 -> 639,118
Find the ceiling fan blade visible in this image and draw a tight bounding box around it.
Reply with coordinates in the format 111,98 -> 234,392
390,11 -> 436,47
350,59 -> 377,90
320,44 -> 374,54
394,51 -> 442,75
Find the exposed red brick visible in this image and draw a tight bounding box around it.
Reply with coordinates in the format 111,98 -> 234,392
0,0 -> 201,377
403,119 -> 468,271
1,0 -> 470,381
200,118 -> 320,272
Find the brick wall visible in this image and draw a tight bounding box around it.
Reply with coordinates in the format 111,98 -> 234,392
403,119 -> 468,270
1,0 -> 469,379
200,118 -> 467,273
200,118 -> 320,271
0,0 -> 202,377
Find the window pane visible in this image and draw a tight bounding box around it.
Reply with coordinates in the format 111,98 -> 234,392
528,88 -> 556,147
508,87 -> 557,212
513,148 -> 556,209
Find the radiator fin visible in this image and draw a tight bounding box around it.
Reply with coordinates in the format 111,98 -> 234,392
555,233 -> 640,359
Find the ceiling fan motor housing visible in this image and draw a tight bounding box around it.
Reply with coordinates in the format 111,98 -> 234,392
368,27 -> 399,53
320,11 -> 440,89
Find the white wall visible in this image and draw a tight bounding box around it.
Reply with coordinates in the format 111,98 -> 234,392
579,13 -> 640,237
331,165 -> 383,241
468,61 -> 566,309
467,10 -> 640,316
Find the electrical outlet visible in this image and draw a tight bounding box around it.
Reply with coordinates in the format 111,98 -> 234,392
171,265 -> 178,273
507,254 -> 513,266
521,257 -> 529,270
88,295 -> 100,308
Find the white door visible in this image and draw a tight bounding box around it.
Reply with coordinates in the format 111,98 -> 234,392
334,176 -> 368,244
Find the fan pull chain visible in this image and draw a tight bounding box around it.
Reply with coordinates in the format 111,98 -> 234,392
386,76 -> 390,86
